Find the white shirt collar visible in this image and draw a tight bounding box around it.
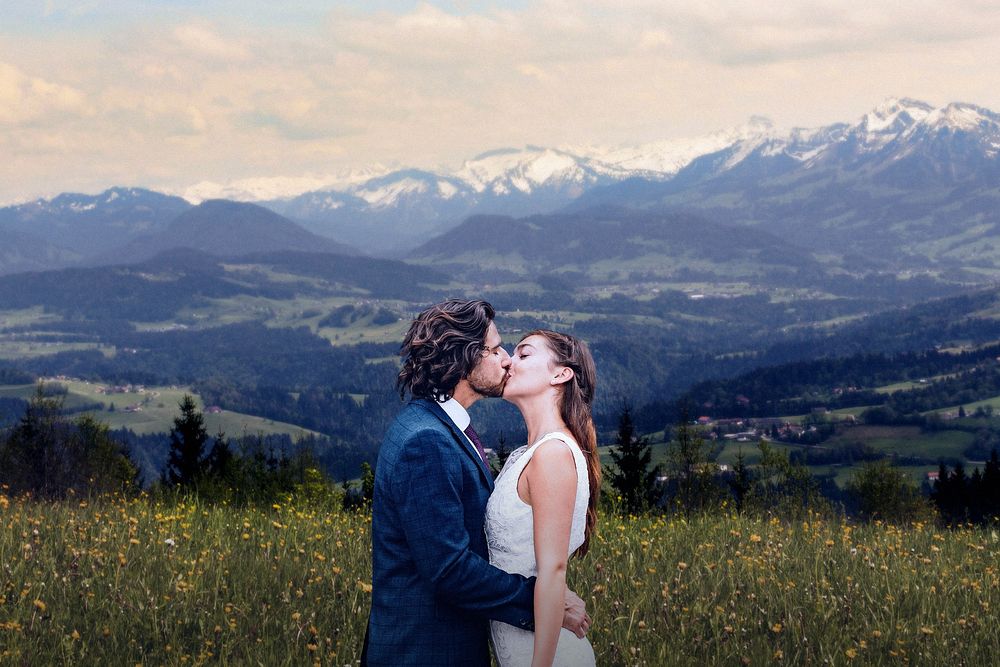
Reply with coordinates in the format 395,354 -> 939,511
438,396 -> 470,432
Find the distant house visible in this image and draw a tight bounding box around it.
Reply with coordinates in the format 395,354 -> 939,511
205,406 -> 223,414
697,416 -> 712,425
926,471 -> 940,482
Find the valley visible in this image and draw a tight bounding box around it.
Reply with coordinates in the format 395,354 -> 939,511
3,97 -> 1000,496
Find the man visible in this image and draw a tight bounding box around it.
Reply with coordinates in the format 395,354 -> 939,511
363,299 -> 590,666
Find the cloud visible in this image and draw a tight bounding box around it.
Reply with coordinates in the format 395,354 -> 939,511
0,62 -> 89,125
578,0 -> 1000,65
3,1 -> 1000,203
172,22 -> 251,62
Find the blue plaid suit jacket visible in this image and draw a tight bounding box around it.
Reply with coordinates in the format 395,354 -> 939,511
363,399 -> 535,666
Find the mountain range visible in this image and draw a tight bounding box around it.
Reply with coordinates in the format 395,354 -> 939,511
0,193 -> 357,275
239,98 -> 1000,259
3,97 -> 1000,275
406,206 -> 823,284
574,99 -> 1000,268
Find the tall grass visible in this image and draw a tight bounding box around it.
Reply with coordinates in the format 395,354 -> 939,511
0,493 -> 370,665
2,492 -> 998,665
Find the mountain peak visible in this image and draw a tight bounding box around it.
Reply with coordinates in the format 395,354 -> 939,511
455,146 -> 600,195
176,166 -> 394,204
872,97 -> 933,114
922,102 -> 999,132
859,98 -> 933,134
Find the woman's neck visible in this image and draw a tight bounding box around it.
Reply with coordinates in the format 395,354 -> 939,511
515,394 -> 568,446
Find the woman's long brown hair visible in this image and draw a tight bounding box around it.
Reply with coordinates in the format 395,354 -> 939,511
522,329 -> 601,557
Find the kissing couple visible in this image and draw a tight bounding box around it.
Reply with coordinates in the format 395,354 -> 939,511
362,299 -> 600,666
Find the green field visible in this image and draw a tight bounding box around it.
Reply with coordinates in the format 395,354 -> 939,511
0,306 -> 62,329
937,394 -> 1000,415
822,425 -> 974,461
0,380 -> 318,439
628,426 -> 966,490
2,495 -> 998,665
715,439 -> 805,467
0,341 -> 114,360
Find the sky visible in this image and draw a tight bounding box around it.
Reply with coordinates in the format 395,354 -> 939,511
3,0 -> 1000,204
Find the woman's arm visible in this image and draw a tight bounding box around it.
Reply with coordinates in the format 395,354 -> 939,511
522,440 -> 578,667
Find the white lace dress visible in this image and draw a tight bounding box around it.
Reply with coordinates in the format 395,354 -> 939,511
486,432 -> 596,666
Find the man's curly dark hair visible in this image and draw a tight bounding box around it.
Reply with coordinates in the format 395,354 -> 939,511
397,299 -> 495,401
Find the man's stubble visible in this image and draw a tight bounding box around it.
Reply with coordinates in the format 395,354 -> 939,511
468,369 -> 509,399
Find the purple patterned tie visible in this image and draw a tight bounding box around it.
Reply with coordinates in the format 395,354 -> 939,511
463,424 -> 488,463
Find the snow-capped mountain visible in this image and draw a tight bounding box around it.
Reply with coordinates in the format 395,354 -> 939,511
454,147 -> 627,196
573,97 -> 1000,267
258,97 -> 1000,253
177,166 -> 393,204
578,116 -> 776,176
0,187 -> 191,259
6,97 -> 1000,267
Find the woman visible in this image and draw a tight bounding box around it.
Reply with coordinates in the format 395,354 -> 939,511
486,330 -> 600,667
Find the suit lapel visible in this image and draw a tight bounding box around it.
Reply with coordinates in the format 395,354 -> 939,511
420,399 -> 495,491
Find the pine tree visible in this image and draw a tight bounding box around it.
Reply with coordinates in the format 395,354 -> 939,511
729,447 -> 753,512
491,430 -> 513,477
360,461 -> 375,504
206,430 -> 235,479
606,405 -> 660,514
669,411 -> 720,515
984,449 -> 1000,520
0,386 -> 65,495
164,395 -> 210,488
0,386 -> 137,498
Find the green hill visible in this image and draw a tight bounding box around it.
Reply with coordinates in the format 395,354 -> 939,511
0,380 -> 319,439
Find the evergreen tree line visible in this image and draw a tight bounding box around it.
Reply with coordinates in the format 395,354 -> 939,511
0,389 -> 345,507
0,388 -> 138,498
932,452 -> 1000,524
602,407 -> 1000,527
5,384 -> 1000,528
156,394 -> 342,506
603,407 -> 833,520
635,344 -> 1000,430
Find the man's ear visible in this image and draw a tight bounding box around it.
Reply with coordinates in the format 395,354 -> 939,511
550,366 -> 574,386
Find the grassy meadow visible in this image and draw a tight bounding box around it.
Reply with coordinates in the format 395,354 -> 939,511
0,380 -> 318,440
2,493 -> 998,666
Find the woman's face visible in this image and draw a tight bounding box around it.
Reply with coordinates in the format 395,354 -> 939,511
504,334 -> 563,401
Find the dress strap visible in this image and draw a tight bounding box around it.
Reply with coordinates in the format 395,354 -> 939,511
529,431 -> 577,451
523,431 -> 585,471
